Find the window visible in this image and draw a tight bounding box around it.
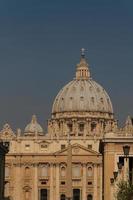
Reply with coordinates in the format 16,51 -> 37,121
87,194 -> 93,200
79,123 -> 84,132
88,182 -> 92,185
67,123 -> 73,132
41,144 -> 48,149
61,181 -> 65,185
25,144 -> 30,150
91,122 -> 96,132
61,144 -> 66,150
87,167 -> 93,177
40,189 -> 47,200
60,166 -> 66,177
41,181 -> 47,185
88,145 -> 92,149
25,167 -> 31,177
60,194 -> 66,200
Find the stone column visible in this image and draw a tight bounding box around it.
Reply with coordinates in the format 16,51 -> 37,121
34,164 -> 38,200
72,119 -> 76,136
88,120 -> 91,134
50,163 -> 54,200
99,164 -> 102,200
93,164 -> 98,200
55,163 -> 60,200
82,164 -> 87,200
60,120 -> 63,136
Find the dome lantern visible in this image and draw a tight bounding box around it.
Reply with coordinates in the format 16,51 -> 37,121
76,48 -> 91,80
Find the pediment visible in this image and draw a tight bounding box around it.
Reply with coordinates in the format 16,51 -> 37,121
0,123 -> 16,140
54,143 -> 100,156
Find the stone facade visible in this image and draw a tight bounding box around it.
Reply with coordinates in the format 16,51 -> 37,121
0,51 -> 133,200
0,142 -> 9,200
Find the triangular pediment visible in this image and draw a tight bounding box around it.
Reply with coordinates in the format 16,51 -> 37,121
0,123 -> 16,140
54,143 -> 101,156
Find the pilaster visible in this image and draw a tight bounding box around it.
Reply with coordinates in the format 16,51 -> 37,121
93,164 -> 98,200
82,163 -> 87,200
55,163 -> 60,200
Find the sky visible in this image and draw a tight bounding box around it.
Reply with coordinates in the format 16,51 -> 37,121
0,0 -> 132,131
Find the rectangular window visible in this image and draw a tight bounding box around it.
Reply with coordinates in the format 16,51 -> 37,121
88,145 -> 92,149
25,144 -> 30,150
61,144 -> 66,150
41,144 -> 48,149
61,181 -> 65,185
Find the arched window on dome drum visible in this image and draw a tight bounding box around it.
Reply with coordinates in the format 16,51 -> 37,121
91,122 -> 96,132
87,167 -> 93,177
79,123 -> 84,132
87,194 -> 93,200
67,123 -> 73,132
60,194 -> 66,200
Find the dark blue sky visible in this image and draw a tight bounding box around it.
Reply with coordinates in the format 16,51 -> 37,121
0,0 -> 133,131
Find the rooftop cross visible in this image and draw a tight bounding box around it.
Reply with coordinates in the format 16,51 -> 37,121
81,48 -> 85,58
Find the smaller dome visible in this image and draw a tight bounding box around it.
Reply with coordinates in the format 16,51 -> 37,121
24,115 -> 43,134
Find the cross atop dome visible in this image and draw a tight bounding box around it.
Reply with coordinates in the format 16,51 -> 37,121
81,48 -> 85,58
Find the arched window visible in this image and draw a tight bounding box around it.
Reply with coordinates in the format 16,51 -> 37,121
60,194 -> 66,200
60,166 -> 66,177
87,167 -> 92,177
67,123 -> 73,132
91,122 -> 96,132
87,194 -> 93,200
79,123 -> 84,132
25,167 -> 30,177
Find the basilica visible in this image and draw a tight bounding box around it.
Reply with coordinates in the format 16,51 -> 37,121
1,50 -> 133,200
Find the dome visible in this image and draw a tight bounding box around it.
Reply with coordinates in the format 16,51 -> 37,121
52,80 -> 113,114
24,115 -> 43,134
52,49 -> 113,118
